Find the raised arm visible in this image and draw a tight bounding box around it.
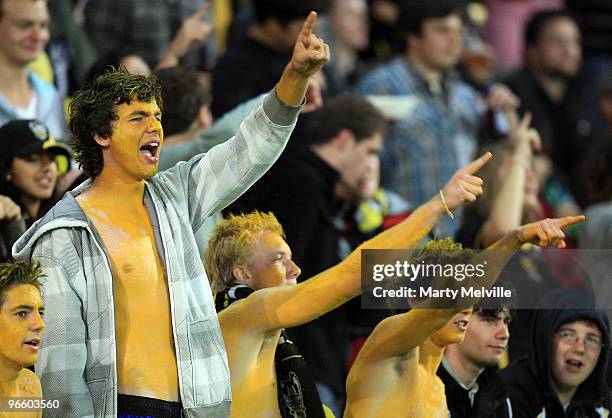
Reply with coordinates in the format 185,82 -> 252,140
156,5 -> 213,70
275,12 -> 329,106
229,153 -> 493,332
158,93 -> 265,170
350,215 -> 586,361
479,110 -> 541,246
156,11 -> 329,231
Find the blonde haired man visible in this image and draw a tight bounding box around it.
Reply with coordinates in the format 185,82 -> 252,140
206,153 -> 493,418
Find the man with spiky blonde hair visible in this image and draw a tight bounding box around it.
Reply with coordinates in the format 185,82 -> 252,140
206,152 -> 494,418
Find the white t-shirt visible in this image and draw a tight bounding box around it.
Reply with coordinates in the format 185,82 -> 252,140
13,93 -> 38,119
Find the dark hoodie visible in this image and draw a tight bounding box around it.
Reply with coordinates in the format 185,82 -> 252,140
501,289 -> 611,417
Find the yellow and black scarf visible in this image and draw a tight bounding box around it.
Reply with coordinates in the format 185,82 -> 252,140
215,284 -> 326,418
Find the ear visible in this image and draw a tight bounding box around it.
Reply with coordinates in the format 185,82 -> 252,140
196,104 -> 213,131
334,129 -> 356,151
232,266 -> 251,285
93,134 -> 111,149
405,33 -> 418,50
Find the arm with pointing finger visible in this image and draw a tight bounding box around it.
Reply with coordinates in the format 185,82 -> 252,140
276,11 -> 330,106
156,5 -> 214,70
479,110 -> 543,246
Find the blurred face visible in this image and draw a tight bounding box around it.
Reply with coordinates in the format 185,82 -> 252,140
432,309 -> 473,346
339,132 -> 383,197
244,230 -> 301,290
332,0 -> 369,50
409,14 -> 464,72
355,154 -> 380,200
551,320 -> 603,394
9,152 -> 58,202
0,0 -> 49,66
530,17 -> 581,78
452,309 -> 511,368
0,284 -> 44,370
120,55 -> 151,76
101,100 -> 163,181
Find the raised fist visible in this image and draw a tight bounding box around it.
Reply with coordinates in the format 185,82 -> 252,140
0,195 -> 21,222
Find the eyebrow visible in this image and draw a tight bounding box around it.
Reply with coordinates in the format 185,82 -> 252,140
12,305 -> 34,311
559,327 -> 601,336
128,110 -> 162,118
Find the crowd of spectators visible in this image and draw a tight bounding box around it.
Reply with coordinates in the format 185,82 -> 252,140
2,0 -> 612,417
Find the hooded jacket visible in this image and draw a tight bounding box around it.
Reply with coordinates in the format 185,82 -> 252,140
501,289 -> 611,418
12,92 -> 300,418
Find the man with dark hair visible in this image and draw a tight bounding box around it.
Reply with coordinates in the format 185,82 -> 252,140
501,289 -> 610,417
0,260 -> 45,414
506,10 -> 585,180
357,0 -> 518,238
0,0 -> 68,140
155,66 -> 212,143
13,12 -> 329,417
438,303 -> 514,418
226,93 -> 388,415
211,0 -> 323,117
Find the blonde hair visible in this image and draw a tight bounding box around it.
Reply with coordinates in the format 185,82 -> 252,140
205,211 -> 284,293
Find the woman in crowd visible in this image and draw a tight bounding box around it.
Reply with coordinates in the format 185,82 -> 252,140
0,120 -> 71,261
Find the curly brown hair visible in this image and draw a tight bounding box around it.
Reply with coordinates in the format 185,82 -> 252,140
68,68 -> 163,178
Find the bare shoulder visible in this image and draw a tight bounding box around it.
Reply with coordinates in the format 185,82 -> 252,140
17,369 -> 42,397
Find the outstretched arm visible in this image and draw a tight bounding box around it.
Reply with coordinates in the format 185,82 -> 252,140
234,153 -> 493,332
157,11 -> 329,230
357,215 -> 586,361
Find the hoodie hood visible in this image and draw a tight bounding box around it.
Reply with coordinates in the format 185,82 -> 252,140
529,288 -> 610,407
12,180 -> 92,260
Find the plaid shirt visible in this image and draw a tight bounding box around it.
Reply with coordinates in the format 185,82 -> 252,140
357,57 -> 485,238
13,92 -> 300,418
84,0 -> 212,68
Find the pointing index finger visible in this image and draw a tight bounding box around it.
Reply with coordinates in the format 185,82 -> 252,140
300,11 -> 317,38
466,151 -> 493,174
556,215 -> 586,229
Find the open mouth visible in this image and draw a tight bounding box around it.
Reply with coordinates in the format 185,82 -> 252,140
35,176 -> 54,188
23,338 -> 40,351
139,142 -> 160,162
565,359 -> 584,372
454,320 -> 469,331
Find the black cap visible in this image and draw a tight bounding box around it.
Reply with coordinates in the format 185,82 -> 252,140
0,119 -> 72,175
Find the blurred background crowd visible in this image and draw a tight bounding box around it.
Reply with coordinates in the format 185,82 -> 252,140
2,0 -> 612,415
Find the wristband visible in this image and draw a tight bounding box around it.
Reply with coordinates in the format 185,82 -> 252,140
439,190 -> 454,220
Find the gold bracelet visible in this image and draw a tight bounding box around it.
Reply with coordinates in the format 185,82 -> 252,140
439,190 -> 454,220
